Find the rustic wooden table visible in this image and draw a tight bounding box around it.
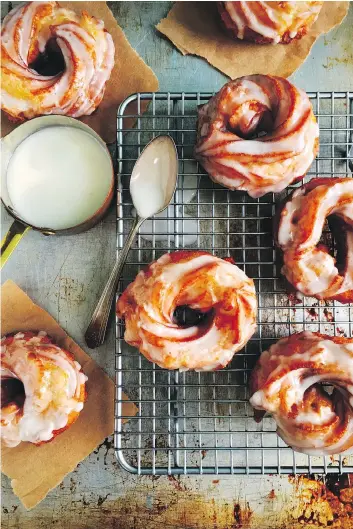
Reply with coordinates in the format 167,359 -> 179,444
2,2 -> 353,528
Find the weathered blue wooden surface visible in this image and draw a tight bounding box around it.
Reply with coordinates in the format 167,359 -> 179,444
1,3 -> 353,527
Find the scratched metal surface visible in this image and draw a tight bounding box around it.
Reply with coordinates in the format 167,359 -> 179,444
1,2 -> 353,528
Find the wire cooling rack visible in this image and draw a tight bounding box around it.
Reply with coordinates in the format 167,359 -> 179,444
115,91 -> 353,475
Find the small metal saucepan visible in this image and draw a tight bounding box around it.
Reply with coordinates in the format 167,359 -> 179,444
1,115 -> 114,268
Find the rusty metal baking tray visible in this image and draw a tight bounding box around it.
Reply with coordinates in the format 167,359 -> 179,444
114,91 -> 353,475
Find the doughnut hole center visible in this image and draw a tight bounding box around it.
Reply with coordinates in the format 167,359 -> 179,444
227,103 -> 274,139
1,377 -> 25,409
173,305 -> 214,328
317,216 -> 344,263
29,38 -> 65,76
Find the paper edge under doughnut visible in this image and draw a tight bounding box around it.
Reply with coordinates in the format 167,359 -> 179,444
1,280 -> 137,510
156,2 -> 349,79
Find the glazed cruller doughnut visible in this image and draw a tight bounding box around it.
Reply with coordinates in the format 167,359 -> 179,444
275,177 -> 353,303
117,251 -> 257,371
217,2 -> 323,44
1,331 -> 87,447
1,1 -> 114,120
194,75 -> 319,198
250,332 -> 353,456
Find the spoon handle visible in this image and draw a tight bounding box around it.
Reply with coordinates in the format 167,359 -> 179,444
85,215 -> 144,349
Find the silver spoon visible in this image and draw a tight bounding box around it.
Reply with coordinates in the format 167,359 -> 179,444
85,135 -> 178,349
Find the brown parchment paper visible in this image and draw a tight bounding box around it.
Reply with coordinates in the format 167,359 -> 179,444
1,1 -> 159,144
1,280 -> 137,510
156,1 -> 349,79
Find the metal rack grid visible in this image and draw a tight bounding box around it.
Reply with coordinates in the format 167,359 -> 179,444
115,91 -> 353,475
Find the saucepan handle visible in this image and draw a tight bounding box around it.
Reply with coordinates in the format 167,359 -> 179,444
1,220 -> 31,268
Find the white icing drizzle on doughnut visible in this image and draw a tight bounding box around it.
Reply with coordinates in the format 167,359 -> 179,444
250,332 -> 353,456
194,75 -> 319,198
1,332 -> 87,447
277,179 -> 353,300
1,2 -> 115,120
222,2 -> 323,43
117,251 -> 257,371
